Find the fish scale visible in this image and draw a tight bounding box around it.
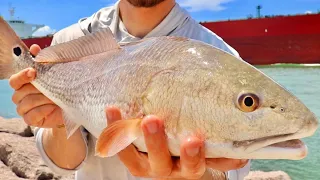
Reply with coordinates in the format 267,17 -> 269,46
0,17 -> 318,160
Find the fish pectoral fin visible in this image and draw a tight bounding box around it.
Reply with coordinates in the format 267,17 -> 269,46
35,27 -> 121,64
62,111 -> 81,139
95,118 -> 142,158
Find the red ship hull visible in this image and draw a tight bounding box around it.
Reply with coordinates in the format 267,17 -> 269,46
21,14 -> 320,65
22,36 -> 53,49
200,14 -> 320,65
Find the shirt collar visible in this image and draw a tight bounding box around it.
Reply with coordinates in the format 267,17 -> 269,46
79,1 -> 191,43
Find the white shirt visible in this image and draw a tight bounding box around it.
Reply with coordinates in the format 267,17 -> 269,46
35,1 -> 250,180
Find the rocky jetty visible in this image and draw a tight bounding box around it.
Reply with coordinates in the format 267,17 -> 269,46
0,116 -> 291,180
0,117 -> 74,180
245,171 -> 291,180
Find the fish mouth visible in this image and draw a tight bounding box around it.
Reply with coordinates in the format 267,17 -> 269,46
234,133 -> 302,151
233,120 -> 318,160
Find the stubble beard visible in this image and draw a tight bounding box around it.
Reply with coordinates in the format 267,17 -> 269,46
126,0 -> 166,7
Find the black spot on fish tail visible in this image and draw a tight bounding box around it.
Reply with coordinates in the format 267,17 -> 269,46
13,47 -> 22,56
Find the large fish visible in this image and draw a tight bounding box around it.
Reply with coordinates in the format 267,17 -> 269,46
0,17 -> 318,161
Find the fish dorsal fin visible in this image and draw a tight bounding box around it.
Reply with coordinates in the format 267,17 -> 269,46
35,28 -> 120,63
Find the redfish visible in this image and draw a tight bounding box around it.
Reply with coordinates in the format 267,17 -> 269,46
0,17 -> 317,160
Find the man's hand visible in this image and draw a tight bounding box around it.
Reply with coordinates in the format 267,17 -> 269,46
105,106 -> 248,179
9,44 -> 63,128
9,44 -> 87,169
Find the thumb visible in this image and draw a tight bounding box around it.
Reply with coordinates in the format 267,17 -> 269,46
30,44 -> 41,56
105,106 -> 123,125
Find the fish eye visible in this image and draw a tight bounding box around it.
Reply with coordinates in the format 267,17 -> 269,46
237,93 -> 260,112
13,46 -> 22,57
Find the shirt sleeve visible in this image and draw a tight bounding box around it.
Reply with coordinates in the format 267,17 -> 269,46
226,160 -> 251,180
34,127 -> 89,175
50,23 -> 86,46
201,27 -> 242,60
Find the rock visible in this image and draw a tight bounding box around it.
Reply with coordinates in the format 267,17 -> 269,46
245,171 -> 291,180
0,120 -> 75,180
0,117 -> 33,137
0,160 -> 24,180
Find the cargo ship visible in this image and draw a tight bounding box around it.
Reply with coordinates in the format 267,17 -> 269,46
4,7 -> 53,49
4,6 -> 320,65
200,6 -> 320,65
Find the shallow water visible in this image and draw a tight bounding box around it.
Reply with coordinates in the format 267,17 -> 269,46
251,66 -> 320,180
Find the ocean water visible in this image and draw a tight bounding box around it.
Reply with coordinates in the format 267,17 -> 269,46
0,80 -> 17,118
251,66 -> 320,180
0,66 -> 319,179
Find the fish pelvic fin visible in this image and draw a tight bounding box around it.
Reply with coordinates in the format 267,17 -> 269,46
95,118 -> 142,158
0,17 -> 29,79
35,27 -> 121,64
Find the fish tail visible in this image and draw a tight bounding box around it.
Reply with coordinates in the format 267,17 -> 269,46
0,16 -> 29,79
95,118 -> 142,157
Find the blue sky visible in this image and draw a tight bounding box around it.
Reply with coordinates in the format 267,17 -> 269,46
0,0 -> 319,35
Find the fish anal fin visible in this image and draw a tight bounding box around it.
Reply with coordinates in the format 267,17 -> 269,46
62,111 -> 81,139
35,27 -> 121,64
95,119 -> 142,158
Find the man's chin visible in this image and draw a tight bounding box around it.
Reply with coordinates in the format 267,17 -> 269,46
126,0 -> 166,7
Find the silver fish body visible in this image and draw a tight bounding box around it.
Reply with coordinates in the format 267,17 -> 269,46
0,17 -> 318,160
32,36 -> 318,160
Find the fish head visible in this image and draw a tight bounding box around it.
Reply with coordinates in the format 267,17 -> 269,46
176,44 -> 319,160
142,39 -> 319,160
